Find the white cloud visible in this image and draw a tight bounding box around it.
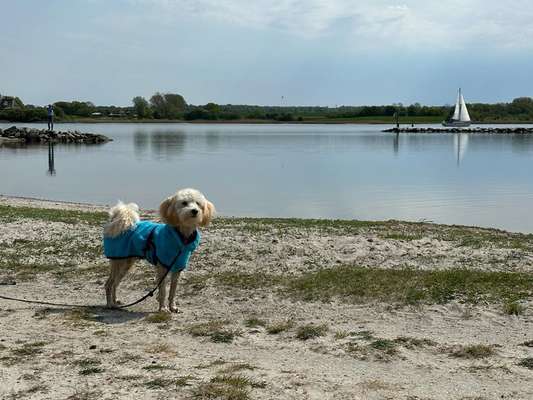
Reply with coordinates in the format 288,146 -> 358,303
126,0 -> 533,49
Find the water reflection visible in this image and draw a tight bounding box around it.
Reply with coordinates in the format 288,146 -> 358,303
134,130 -> 186,160
47,142 -> 56,176
453,133 -> 469,166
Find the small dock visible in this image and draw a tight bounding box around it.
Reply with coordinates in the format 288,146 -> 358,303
383,127 -> 533,134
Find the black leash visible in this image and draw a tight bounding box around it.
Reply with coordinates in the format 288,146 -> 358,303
0,268 -> 171,310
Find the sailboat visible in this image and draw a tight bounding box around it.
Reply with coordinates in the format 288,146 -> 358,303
442,88 -> 471,127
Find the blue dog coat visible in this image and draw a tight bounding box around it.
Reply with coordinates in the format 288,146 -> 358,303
103,221 -> 201,272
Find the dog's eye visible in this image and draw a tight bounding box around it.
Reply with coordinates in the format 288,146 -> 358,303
182,201 -> 188,206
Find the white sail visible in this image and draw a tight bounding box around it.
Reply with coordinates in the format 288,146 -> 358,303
459,94 -> 471,122
452,92 -> 461,120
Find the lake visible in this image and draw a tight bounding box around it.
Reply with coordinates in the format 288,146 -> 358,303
2,122 -> 533,233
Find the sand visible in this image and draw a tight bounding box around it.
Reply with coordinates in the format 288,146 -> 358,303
0,196 -> 532,400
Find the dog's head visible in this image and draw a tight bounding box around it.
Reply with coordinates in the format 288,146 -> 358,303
159,188 -> 215,229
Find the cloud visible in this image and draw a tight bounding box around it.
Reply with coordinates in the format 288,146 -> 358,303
125,0 -> 533,49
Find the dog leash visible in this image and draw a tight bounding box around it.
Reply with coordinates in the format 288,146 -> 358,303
0,268 -> 171,310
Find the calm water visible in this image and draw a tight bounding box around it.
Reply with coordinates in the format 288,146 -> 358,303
2,122 -> 533,232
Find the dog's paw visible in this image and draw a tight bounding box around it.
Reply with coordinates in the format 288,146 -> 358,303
158,306 -> 171,313
169,304 -> 180,313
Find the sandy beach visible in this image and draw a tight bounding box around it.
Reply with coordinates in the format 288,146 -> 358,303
0,196 -> 532,400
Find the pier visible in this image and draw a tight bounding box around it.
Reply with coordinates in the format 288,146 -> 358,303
0,126 -> 112,144
383,127 -> 533,134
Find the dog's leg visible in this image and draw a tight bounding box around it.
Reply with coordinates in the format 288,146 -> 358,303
168,270 -> 181,313
105,260 -> 119,308
156,265 -> 170,313
112,258 -> 135,305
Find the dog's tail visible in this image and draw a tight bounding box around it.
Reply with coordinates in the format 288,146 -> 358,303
103,201 -> 140,238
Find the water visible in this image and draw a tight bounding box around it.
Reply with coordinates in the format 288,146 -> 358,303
2,122 -> 533,233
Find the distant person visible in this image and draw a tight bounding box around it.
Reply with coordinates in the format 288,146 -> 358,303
47,104 -> 54,131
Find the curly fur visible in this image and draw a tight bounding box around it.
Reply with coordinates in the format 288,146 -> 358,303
104,188 -> 215,312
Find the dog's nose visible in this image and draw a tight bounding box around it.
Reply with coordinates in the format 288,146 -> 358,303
191,209 -> 198,216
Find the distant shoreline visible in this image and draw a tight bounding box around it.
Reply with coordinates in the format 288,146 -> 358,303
3,118 -> 533,125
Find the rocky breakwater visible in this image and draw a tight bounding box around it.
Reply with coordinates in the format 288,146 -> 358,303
0,126 -> 112,144
383,127 -> 533,134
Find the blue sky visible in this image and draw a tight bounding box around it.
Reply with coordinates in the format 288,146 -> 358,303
2,0 -> 533,106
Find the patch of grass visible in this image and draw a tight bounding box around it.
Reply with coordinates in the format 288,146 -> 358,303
79,367 -> 104,375
352,330 -> 375,341
191,382 -> 250,400
394,336 -> 437,349
369,339 -> 399,355
145,312 -> 172,323
334,331 -> 349,340
503,301 -> 526,316
295,324 -> 328,341
12,341 -> 47,357
381,233 -> 423,241
0,204 -> 107,225
450,344 -> 495,359
220,363 -> 256,374
142,364 -> 175,371
187,321 -> 237,343
518,357 -> 533,369
73,358 -> 101,368
284,266 -> 533,305
266,320 -> 294,335
144,376 -> 193,389
243,317 -> 267,328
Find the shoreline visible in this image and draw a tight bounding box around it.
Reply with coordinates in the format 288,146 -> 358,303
4,118 -> 533,125
1,196 -> 532,399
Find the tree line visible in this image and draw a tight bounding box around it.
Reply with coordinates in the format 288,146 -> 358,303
2,92 -> 533,123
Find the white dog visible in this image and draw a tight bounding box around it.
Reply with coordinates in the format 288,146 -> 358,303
103,188 -> 215,312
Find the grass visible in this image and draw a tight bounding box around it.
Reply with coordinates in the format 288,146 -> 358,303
284,267 -> 533,305
144,376 -> 193,389
295,324 -> 328,340
369,339 -> 399,355
211,266 -> 533,306
243,317 -> 267,328
518,358 -> 533,369
11,341 -> 47,356
394,336 -> 437,349
187,321 -> 237,343
0,204 -> 107,225
191,372 -> 264,400
79,367 -> 104,375
503,301 -> 526,315
266,320 -> 294,334
145,312 -> 172,323
449,345 -> 495,359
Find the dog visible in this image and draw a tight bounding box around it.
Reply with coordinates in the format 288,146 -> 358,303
103,188 -> 215,312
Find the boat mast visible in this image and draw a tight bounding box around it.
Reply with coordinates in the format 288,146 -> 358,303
457,88 -> 462,121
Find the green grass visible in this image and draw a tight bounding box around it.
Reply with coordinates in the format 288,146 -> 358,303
0,204 -> 107,225
187,321 -> 237,343
266,320 -> 294,335
144,376 -> 193,388
145,312 -> 172,323
283,267 -> 533,305
503,301 -> 526,316
203,267 -> 533,306
295,324 -> 328,341
243,317 -> 267,328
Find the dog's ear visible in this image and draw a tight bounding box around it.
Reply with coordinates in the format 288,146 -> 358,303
200,200 -> 215,227
159,196 -> 179,226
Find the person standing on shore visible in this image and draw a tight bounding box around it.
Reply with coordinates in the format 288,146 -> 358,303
47,104 -> 54,131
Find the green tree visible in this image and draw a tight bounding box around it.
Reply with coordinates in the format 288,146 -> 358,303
132,96 -> 151,118
149,92 -> 187,119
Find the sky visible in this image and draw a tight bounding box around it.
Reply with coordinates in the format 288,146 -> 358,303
2,0 -> 533,106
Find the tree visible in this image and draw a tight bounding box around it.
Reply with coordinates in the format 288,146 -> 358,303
132,96 -> 151,118
149,92 -> 187,119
